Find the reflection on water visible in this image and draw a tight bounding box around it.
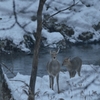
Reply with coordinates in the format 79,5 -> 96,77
0,44 -> 100,78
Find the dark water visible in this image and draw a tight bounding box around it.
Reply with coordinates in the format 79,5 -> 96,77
0,44 -> 100,78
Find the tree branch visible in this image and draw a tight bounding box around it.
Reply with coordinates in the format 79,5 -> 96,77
84,75 -> 99,89
0,0 -> 31,33
0,63 -> 16,76
10,79 -> 29,87
13,0 -> 31,34
0,22 -> 15,30
46,1 -> 79,20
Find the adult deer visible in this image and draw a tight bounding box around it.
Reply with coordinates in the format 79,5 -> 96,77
46,49 -> 60,93
62,57 -> 82,78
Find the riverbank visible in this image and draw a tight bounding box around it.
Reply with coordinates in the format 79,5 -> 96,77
1,44 -> 100,78
5,64 -> 100,100
0,0 -> 100,53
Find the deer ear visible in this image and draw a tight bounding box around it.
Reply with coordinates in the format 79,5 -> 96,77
56,47 -> 60,54
68,58 -> 70,61
55,51 -> 58,55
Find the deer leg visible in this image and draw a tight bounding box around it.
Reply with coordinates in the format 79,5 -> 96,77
69,71 -> 71,78
49,75 -> 52,89
51,76 -> 54,90
72,71 -> 76,77
56,74 -> 60,93
78,67 -> 81,76
70,71 -> 73,78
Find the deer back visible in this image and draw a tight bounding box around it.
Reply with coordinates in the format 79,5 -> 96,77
62,57 -> 82,71
70,57 -> 82,70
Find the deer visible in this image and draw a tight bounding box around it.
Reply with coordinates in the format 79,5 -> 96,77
46,49 -> 60,93
62,57 -> 82,78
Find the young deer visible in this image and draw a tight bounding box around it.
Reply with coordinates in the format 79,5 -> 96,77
62,57 -> 82,78
46,50 -> 60,93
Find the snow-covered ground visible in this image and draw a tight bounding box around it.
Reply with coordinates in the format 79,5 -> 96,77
1,0 -> 100,100
5,64 -> 100,100
0,0 -> 100,52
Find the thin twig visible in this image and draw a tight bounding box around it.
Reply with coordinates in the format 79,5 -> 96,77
0,0 -> 31,33
10,79 -> 40,97
13,0 -> 31,34
84,75 -> 99,89
0,63 -> 16,76
9,79 -> 29,87
0,22 -> 15,30
90,65 -> 99,73
46,1 -> 79,20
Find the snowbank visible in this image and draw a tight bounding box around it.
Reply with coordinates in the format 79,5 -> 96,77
0,0 -> 100,52
5,64 -> 100,100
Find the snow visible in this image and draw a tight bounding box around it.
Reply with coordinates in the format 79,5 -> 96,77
0,0 -> 100,52
42,29 -> 64,46
0,0 -> 100,99
5,64 -> 100,100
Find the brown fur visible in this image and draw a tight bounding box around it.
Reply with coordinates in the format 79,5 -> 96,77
62,57 -> 82,78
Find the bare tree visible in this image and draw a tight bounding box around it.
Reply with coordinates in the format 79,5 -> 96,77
28,0 -> 46,100
28,1 -> 79,99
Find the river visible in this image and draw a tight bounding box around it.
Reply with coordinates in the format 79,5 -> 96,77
0,44 -> 100,78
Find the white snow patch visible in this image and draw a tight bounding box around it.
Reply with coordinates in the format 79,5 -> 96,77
0,0 -> 100,48
42,29 -> 64,46
5,64 -> 100,100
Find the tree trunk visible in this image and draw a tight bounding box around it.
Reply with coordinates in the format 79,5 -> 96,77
28,0 -> 46,100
